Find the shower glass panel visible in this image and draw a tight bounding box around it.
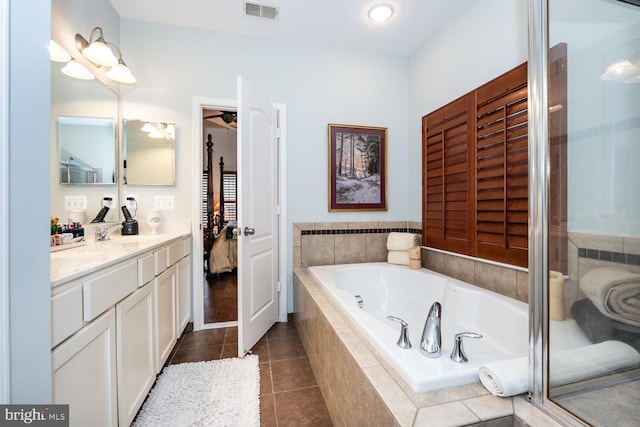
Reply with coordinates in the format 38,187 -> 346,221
548,0 -> 640,424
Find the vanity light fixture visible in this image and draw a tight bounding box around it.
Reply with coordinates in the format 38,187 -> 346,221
369,3 -> 394,23
74,26 -> 136,84
75,27 -> 117,66
60,59 -> 95,80
600,59 -> 636,80
49,40 -> 71,62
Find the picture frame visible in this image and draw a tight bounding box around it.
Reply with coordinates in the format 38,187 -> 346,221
328,124 -> 387,211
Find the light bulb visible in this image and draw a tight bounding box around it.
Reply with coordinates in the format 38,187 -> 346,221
369,4 -> 394,22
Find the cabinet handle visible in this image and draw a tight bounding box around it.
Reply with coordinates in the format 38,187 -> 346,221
244,227 -> 255,236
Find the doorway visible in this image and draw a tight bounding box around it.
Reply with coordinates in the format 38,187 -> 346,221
191,95 -> 288,333
202,108 -> 238,327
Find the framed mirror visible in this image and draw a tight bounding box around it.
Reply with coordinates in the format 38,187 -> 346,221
58,116 -> 116,185
123,119 -> 175,186
50,58 -> 119,224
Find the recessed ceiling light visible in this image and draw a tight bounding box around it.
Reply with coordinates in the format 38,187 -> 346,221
369,3 -> 394,23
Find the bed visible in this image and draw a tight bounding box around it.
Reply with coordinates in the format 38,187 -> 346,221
203,133 -> 238,276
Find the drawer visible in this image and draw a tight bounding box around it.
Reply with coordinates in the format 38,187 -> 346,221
83,261 -> 138,322
168,241 -> 186,266
51,283 -> 84,348
138,253 -> 155,286
183,238 -> 191,256
155,247 -> 168,275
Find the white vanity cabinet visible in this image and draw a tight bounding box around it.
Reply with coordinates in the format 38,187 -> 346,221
52,309 -> 118,427
176,255 -> 191,334
116,284 -> 155,427
51,234 -> 191,427
154,265 -> 176,371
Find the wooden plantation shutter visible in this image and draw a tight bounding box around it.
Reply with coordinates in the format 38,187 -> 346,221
422,95 -> 474,255
474,63 -> 528,267
222,171 -> 237,222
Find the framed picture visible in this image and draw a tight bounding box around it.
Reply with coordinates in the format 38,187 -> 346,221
328,124 -> 387,211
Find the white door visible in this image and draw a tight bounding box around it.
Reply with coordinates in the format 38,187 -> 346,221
237,76 -> 279,356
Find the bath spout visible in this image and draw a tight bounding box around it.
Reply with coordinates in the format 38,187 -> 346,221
420,302 -> 441,358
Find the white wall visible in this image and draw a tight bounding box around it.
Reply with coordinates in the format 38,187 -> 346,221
407,0 -> 529,220
119,19 -> 411,306
9,0 -> 52,402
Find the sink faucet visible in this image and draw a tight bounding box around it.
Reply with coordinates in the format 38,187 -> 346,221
420,302 -> 441,358
95,223 -> 123,241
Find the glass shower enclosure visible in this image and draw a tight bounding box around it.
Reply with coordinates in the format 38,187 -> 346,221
529,0 -> 640,425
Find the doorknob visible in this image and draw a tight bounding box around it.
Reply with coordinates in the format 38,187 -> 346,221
244,227 -> 255,236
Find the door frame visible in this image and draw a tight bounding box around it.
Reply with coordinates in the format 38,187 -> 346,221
191,96 -> 287,331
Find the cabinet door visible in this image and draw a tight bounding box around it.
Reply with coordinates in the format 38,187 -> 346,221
154,266 -> 176,371
52,309 -> 117,427
116,284 -> 155,427
176,255 -> 191,335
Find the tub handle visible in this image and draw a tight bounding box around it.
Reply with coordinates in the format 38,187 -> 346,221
450,332 -> 482,363
386,316 -> 412,349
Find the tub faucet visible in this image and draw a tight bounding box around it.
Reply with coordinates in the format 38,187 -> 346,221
387,316 -> 411,349
420,302 -> 441,358
95,223 -> 122,241
450,332 -> 482,363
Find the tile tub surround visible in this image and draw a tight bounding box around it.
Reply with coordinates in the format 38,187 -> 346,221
293,221 -> 422,270
293,269 -> 561,427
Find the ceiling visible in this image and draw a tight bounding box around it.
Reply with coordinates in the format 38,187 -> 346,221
108,0 -> 466,56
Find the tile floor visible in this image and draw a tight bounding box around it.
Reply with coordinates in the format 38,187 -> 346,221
166,320 -> 333,426
203,270 -> 238,323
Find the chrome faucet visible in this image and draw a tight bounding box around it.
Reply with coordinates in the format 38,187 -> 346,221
387,316 -> 412,349
450,332 -> 482,363
95,223 -> 123,241
420,302 -> 441,358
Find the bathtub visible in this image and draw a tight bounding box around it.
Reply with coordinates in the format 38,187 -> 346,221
308,262 -> 529,393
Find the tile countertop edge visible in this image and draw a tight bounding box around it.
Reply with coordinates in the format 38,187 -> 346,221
50,232 -> 191,287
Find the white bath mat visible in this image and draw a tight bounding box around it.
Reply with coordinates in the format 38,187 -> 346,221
133,355 -> 260,427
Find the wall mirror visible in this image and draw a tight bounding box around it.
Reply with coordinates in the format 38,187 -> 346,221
123,119 -> 176,186
50,58 -> 119,223
58,116 -> 116,185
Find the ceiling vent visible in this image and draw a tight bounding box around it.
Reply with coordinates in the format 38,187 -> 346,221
244,2 -> 279,20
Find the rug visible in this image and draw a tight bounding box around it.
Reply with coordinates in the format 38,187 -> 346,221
133,355 -> 260,427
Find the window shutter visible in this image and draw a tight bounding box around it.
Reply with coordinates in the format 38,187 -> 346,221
222,171 -> 237,222
423,95 -> 474,255
474,63 -> 528,267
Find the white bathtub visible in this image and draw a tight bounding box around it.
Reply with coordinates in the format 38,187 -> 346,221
308,262 -> 529,393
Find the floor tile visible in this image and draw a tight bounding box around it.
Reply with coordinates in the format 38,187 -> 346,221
250,339 -> 270,362
224,326 -> 238,344
267,321 -> 299,340
179,328 -> 225,349
260,394 -> 277,427
260,362 -> 273,395
268,335 -> 307,361
169,343 -> 222,364
271,357 -> 317,392
221,343 -> 238,359
274,386 -> 333,427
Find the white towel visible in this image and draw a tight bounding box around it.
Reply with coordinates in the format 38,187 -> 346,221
387,232 -> 417,251
478,340 -> 640,397
579,267 -> 640,327
387,250 -> 410,266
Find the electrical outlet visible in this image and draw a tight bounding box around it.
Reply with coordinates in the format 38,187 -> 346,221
102,194 -> 115,208
154,195 -> 175,210
125,194 -> 138,212
64,195 -> 87,211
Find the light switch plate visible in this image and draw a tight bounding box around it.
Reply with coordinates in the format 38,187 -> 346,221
64,195 -> 87,211
154,195 -> 175,210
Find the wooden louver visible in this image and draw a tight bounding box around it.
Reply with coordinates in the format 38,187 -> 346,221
422,95 -> 474,256
474,63 -> 528,267
422,62 -> 529,268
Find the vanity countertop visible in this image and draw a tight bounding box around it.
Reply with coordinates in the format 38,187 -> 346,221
50,231 -> 190,287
